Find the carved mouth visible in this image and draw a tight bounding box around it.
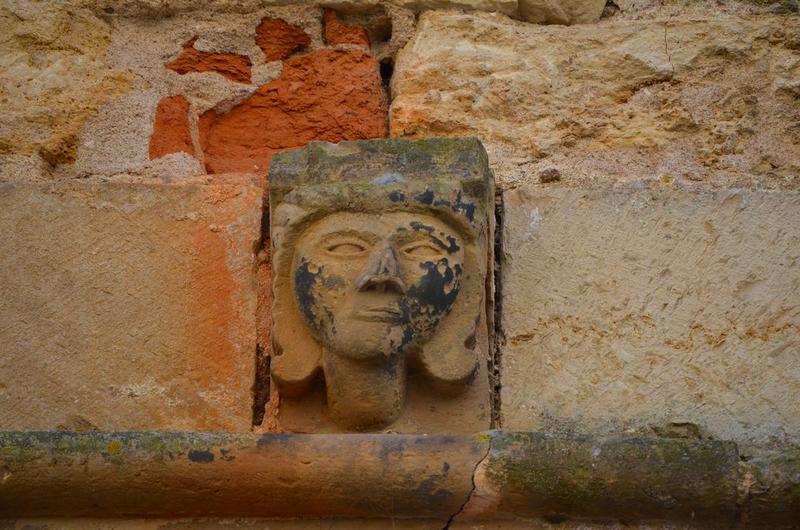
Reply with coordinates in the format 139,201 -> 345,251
355,307 -> 402,322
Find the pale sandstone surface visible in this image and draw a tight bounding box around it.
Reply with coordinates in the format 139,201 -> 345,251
0,1 -> 133,173
518,0 -> 606,24
391,10 -> 800,190
0,176 -> 261,431
610,0 -> 800,19
74,0 -> 795,22
499,182 -> 800,449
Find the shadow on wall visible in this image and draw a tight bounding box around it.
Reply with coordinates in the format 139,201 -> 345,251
148,8 -> 389,175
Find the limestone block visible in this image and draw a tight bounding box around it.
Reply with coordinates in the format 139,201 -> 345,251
499,182 -> 800,447
518,0 -> 605,24
0,176 -> 262,431
391,11 -> 800,190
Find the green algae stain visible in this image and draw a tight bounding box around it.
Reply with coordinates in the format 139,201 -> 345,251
107,439 -> 123,455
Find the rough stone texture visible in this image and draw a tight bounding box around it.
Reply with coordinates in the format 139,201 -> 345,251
391,10 -> 800,190
500,182 -> 800,450
0,177 -> 262,431
256,17 -> 311,61
611,0 -> 800,19
0,3 -> 414,181
1,5 -> 325,180
166,36 -> 253,83
323,8 -> 371,46
199,49 -> 387,174
474,432 -> 740,523
75,0 -> 518,18
391,0 -> 518,15
148,96 -> 194,159
0,2 -> 133,171
69,0 -> 793,21
518,0 -> 606,24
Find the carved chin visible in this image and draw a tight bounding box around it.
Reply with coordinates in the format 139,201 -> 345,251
321,321 -> 411,361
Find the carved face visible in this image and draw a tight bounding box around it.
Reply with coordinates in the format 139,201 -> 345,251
292,211 -> 464,360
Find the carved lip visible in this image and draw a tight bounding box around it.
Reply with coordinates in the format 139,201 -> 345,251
355,306 -> 402,322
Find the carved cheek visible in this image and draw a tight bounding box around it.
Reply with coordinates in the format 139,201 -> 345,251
293,257 -> 322,330
402,258 -> 463,334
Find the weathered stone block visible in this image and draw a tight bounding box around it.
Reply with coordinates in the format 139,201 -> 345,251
499,182 -> 800,447
0,176 -> 262,431
391,11 -> 800,190
518,0 -> 605,24
0,2 -> 132,169
269,137 -> 494,433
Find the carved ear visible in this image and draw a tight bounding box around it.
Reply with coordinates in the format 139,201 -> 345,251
417,243 -> 485,394
270,230 -> 323,398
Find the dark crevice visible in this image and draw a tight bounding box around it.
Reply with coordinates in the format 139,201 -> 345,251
380,58 -> 394,137
251,345 -> 271,426
380,59 -> 394,91
490,191 -> 505,429
251,191 -> 272,427
601,0 -> 621,18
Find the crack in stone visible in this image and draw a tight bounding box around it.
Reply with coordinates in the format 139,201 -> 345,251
663,18 -> 675,76
442,435 -> 493,530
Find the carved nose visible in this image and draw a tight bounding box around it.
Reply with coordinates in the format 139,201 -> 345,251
356,245 -> 406,294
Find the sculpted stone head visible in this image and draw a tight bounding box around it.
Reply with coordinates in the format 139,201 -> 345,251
293,211 -> 464,360
269,138 -> 493,431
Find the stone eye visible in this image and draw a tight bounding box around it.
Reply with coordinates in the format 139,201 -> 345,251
326,242 -> 367,256
402,242 -> 443,259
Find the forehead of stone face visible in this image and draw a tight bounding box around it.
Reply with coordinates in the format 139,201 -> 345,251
269,137 -> 492,236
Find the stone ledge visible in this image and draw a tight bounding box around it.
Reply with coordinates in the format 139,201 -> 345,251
0,431 -> 797,525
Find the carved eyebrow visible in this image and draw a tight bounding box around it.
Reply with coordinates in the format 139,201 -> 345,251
317,229 -> 379,244
393,229 -> 461,254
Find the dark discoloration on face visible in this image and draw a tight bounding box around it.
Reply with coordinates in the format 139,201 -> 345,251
410,222 -> 461,254
400,260 -> 462,347
414,189 -> 434,205
187,449 -> 214,463
414,190 -> 476,223
454,192 -> 476,222
294,258 -> 321,332
292,212 -> 464,360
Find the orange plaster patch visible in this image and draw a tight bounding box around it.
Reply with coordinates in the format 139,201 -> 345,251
323,9 -> 370,47
167,36 -> 252,84
148,95 -> 193,160
198,49 -> 387,175
256,17 -> 310,62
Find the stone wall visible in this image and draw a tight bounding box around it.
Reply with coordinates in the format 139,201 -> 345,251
1,0 -> 799,525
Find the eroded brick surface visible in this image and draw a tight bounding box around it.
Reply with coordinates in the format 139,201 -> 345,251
199,49 -> 387,174
167,37 -> 252,84
256,17 -> 310,62
323,9 -> 371,47
148,95 -> 193,159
